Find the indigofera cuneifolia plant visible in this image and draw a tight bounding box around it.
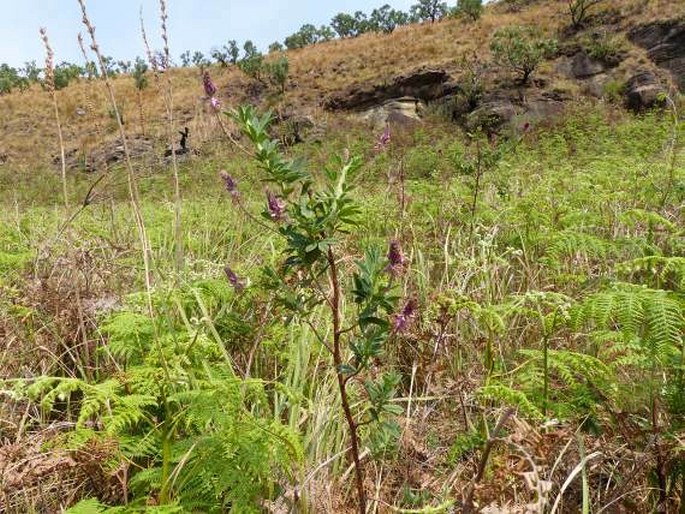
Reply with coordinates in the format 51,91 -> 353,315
223,105 -> 410,513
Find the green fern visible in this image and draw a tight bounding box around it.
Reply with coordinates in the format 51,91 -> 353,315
17,283 -> 303,512
478,383 -> 544,419
618,255 -> 685,292
573,284 -> 683,365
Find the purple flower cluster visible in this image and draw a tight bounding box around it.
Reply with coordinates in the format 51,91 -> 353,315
203,71 -> 220,110
393,299 -> 417,333
386,239 -> 406,277
266,190 -> 286,222
219,170 -> 239,200
203,71 -> 217,97
224,265 -> 245,291
374,125 -> 391,153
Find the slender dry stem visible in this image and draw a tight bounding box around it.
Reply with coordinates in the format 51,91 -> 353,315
77,0 -> 155,317
159,0 -> 184,274
40,28 -> 68,208
327,248 -> 366,514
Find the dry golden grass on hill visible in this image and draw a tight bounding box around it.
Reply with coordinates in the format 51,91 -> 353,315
0,0 -> 682,171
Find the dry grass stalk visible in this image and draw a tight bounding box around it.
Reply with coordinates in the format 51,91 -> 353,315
159,0 -> 184,274
76,32 -> 103,170
40,28 -> 68,208
77,0 -> 155,317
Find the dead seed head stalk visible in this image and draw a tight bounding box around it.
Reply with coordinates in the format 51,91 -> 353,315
39,28 -> 55,93
77,0 -> 154,317
159,0 -> 171,69
77,1 -> 103,67
140,7 -> 159,72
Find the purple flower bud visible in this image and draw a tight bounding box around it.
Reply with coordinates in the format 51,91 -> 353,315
393,299 -> 417,333
386,239 -> 406,277
219,170 -> 239,199
224,265 -> 245,291
374,125 -> 391,153
203,71 -> 217,97
266,190 -> 286,222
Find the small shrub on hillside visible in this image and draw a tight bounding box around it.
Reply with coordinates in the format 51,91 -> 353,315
132,57 -> 148,134
0,64 -> 22,94
490,25 -> 558,84
237,40 -> 264,82
601,78 -> 625,102
568,0 -> 605,29
455,0 -> 483,21
581,30 -> 625,64
265,56 -> 289,93
457,54 -> 485,109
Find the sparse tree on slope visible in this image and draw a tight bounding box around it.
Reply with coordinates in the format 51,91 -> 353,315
410,0 -> 448,23
490,25 -> 557,84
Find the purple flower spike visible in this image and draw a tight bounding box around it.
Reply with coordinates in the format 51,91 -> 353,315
224,265 -> 245,291
266,190 -> 286,222
386,239 -> 406,277
203,71 -> 217,97
219,170 -> 239,199
393,299 -> 417,333
374,125 -> 391,153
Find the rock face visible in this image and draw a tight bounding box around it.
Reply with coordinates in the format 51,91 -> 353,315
272,112 -> 326,146
624,71 -> 667,112
629,20 -> 685,90
466,99 -> 518,134
324,68 -> 453,111
57,136 -> 156,173
362,97 -> 423,128
569,51 -> 608,79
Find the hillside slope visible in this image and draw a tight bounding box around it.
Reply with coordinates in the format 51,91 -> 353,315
0,0 -> 683,177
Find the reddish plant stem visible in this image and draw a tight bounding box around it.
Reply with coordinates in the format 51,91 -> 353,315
327,248 -> 366,514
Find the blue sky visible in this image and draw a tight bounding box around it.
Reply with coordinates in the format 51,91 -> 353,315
1,0 -> 418,68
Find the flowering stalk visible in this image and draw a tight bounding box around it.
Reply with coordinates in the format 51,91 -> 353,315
159,0 -> 184,275
77,0 -> 155,318
40,28 -> 68,209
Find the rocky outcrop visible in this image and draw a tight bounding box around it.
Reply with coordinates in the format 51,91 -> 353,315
466,99 -> 518,134
272,112 -> 326,146
324,68 -> 454,111
569,51 -> 609,79
57,136 -> 156,173
362,97 -> 423,128
629,20 -> 685,90
624,71 -> 667,112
